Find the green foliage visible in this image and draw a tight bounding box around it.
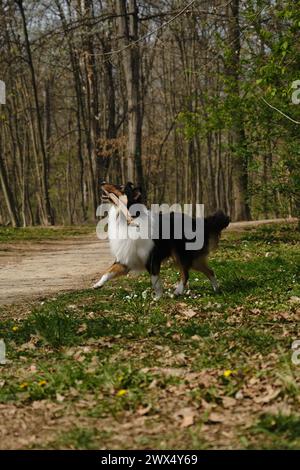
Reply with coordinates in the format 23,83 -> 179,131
178,0 -> 300,218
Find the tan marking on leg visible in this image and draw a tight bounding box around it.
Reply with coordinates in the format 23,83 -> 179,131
93,262 -> 129,289
192,256 -> 219,292
107,262 -> 129,276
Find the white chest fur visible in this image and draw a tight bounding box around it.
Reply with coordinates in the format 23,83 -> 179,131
108,205 -> 154,271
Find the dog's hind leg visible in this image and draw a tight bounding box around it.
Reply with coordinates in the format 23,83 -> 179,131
193,257 -> 219,293
93,262 -> 129,289
204,266 -> 219,293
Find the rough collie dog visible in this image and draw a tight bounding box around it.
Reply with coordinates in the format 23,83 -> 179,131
93,182 -> 230,299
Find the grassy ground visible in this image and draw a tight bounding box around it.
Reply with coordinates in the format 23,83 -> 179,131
0,223 -> 299,449
0,225 -> 94,243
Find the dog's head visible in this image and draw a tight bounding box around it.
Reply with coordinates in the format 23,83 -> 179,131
100,181 -> 143,209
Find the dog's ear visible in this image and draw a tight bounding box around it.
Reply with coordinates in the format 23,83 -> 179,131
133,186 -> 143,203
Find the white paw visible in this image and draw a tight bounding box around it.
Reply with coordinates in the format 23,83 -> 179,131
92,282 -> 102,289
174,283 -> 184,296
153,292 -> 163,301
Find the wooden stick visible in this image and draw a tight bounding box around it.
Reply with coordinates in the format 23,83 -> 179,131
102,188 -> 139,226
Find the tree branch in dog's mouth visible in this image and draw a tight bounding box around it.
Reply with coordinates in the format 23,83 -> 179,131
101,188 -> 138,226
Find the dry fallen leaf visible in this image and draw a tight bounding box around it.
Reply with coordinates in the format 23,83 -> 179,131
222,396 -> 237,408
176,407 -> 196,428
172,353 -> 187,365
248,377 -> 258,386
56,393 -> 65,403
177,302 -> 198,319
250,308 -> 261,315
73,351 -> 86,362
208,412 -> 226,423
289,296 -> 300,304
137,404 -> 152,416
19,340 -> 36,351
171,333 -> 181,341
183,308 -> 197,319
253,386 -> 280,404
141,367 -> 185,377
201,399 -> 215,410
77,323 -> 87,333
69,387 -> 79,397
235,390 -> 244,400
191,335 -> 201,341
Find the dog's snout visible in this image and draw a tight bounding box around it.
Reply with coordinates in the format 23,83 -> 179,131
100,182 -> 109,203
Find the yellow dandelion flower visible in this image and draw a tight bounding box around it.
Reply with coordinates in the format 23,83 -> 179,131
223,369 -> 234,378
38,380 -> 47,387
19,382 -> 29,389
116,389 -> 127,397
12,326 -> 19,332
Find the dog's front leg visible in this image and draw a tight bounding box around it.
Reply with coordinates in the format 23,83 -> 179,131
146,250 -> 163,300
174,267 -> 189,296
93,262 -> 129,289
151,275 -> 163,300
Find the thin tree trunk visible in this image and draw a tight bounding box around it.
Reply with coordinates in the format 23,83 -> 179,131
16,0 -> 54,225
116,0 -> 144,188
0,134 -> 20,227
55,0 -> 88,220
79,0 -> 99,210
226,0 -> 251,221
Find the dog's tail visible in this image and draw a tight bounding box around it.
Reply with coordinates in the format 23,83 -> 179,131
205,210 -> 230,233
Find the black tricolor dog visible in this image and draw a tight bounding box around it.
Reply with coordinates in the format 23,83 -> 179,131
93,182 -> 230,299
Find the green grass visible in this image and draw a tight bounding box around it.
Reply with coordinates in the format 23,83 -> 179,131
0,223 -> 300,449
47,427 -> 113,450
248,413 -> 300,449
0,225 -> 94,243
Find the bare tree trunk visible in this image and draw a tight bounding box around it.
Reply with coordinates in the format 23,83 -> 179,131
0,132 -> 20,227
226,0 -> 251,221
98,35 -> 118,180
79,0 -> 100,210
55,0 -> 88,221
116,0 -> 144,188
16,0 -> 54,225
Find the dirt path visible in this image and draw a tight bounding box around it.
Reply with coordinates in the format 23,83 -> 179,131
227,217 -> 297,231
0,236 -> 112,305
0,218 -> 296,305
